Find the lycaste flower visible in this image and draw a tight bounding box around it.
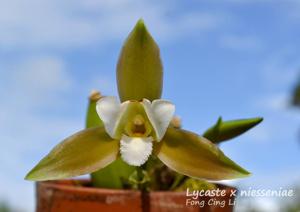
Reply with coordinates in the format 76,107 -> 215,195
25,19 -> 252,182
25,96 -> 250,181
96,96 -> 175,166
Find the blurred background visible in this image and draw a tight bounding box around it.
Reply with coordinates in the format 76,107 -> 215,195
0,0 -> 300,211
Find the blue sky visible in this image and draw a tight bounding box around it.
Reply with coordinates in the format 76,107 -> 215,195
1,0 -> 300,211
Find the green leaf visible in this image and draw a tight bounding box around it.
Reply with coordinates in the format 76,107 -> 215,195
91,159 -> 135,189
25,127 -> 119,181
292,81 -> 300,107
170,173 -> 186,190
117,19 -> 163,102
155,127 -> 250,180
203,117 -> 263,143
86,92 -> 135,189
175,178 -> 216,191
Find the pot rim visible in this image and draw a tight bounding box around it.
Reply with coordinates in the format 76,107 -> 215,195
37,179 -> 236,195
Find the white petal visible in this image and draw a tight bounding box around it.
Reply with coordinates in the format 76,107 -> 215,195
120,135 -> 153,166
96,96 -> 129,138
142,99 -> 175,141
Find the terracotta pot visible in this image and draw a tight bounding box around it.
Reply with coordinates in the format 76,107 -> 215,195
36,179 -> 236,212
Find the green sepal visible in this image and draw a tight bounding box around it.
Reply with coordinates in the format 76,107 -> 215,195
155,127 -> 250,180
25,127 -> 119,181
117,19 -> 163,102
203,117 -> 263,143
86,92 -> 135,189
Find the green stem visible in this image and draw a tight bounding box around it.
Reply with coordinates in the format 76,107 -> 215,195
137,167 -> 146,191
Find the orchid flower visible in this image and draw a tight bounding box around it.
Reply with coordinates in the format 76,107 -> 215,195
96,97 -> 175,166
25,19 -> 250,182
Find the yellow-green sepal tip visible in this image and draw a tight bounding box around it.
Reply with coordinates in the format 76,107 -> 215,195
25,127 -> 119,181
155,127 -> 251,181
117,19 -> 163,102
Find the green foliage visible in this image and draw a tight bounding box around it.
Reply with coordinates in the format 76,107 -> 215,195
203,117 -> 263,144
128,168 -> 151,190
175,178 -> 216,191
292,81 -> 300,107
282,186 -> 300,212
0,201 -> 11,212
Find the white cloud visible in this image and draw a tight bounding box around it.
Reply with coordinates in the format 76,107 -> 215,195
243,124 -> 271,143
279,0 -> 300,20
236,197 -> 281,212
225,0 -> 275,3
220,34 -> 263,51
0,56 -> 77,148
0,56 -> 82,211
216,169 -> 300,212
255,93 -> 292,113
11,57 -> 71,104
88,75 -> 117,96
261,94 -> 290,111
259,49 -> 300,89
0,0 -> 229,49
240,169 -> 300,189
232,169 -> 300,212
253,50 -> 300,123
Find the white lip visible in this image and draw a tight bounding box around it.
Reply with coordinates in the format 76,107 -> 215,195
120,135 -> 153,166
